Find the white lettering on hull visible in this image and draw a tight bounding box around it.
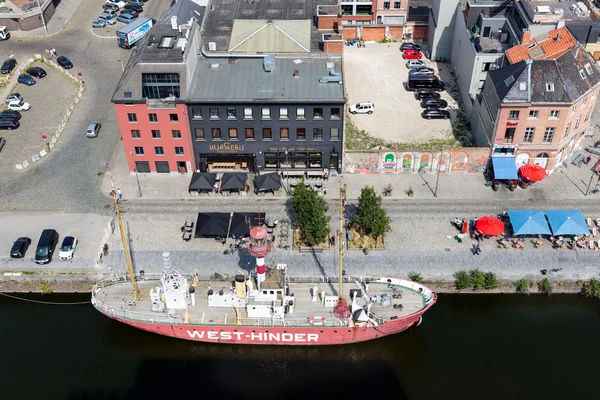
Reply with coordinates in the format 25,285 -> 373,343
186,330 -> 319,343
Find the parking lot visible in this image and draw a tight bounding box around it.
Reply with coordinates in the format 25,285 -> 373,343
0,213 -> 109,269
0,61 -> 79,168
343,43 -> 456,144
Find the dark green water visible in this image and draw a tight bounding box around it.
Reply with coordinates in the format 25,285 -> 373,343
1,293 -> 598,399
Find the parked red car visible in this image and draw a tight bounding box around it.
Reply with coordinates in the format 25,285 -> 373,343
403,49 -> 423,60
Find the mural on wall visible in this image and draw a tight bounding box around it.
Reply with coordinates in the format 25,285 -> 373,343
381,152 -> 397,172
344,149 -> 490,174
344,152 -> 379,174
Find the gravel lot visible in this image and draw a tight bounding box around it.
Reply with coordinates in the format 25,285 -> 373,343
0,61 -> 79,168
343,44 -> 456,144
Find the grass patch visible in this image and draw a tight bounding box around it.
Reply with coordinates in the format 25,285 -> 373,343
408,272 -> 424,283
345,113 -> 461,151
515,279 -> 529,295
40,281 -> 53,295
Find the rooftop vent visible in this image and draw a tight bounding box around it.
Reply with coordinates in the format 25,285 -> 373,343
319,69 -> 343,84
293,70 -> 299,78
263,56 -> 275,72
211,63 -> 219,68
546,82 -> 554,92
208,42 -> 217,51
171,16 -> 178,30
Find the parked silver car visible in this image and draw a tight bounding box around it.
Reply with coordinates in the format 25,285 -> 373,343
86,121 -> 101,138
5,93 -> 22,105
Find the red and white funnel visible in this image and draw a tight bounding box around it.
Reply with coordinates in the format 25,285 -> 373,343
247,224 -> 272,292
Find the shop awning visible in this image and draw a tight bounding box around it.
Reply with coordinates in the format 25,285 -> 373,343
194,213 -> 230,238
492,156 -> 518,180
254,173 -> 282,192
221,173 -> 247,191
544,210 -> 590,236
188,172 -> 216,191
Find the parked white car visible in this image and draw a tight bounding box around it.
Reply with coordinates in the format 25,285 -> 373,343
7,99 -> 30,111
105,0 -> 126,9
349,101 -> 375,115
58,236 -> 78,261
406,59 -> 426,69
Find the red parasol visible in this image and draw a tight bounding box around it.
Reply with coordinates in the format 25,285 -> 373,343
475,216 -> 505,236
519,164 -> 547,182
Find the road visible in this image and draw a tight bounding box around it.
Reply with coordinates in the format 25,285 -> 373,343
0,0 -> 173,214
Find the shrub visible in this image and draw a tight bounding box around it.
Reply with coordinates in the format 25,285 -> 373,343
538,278 -> 552,296
40,281 -> 53,295
454,270 -> 471,290
210,272 -> 224,281
470,269 -> 485,290
408,272 -> 424,283
484,272 -> 499,289
582,278 -> 600,299
515,279 -> 529,295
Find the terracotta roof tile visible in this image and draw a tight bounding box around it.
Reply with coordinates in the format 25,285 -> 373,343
506,27 -> 577,64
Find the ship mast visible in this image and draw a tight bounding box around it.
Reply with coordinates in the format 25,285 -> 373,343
333,184 -> 350,319
107,167 -> 141,301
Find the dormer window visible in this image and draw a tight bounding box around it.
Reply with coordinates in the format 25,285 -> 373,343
579,69 -> 586,79
527,42 -> 537,49
546,83 -> 554,92
585,63 -> 594,75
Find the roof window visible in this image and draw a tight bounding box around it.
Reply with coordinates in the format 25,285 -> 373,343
158,37 -> 176,49
527,42 -> 537,49
546,82 -> 554,92
585,63 -> 593,75
504,76 -> 515,87
579,69 -> 586,79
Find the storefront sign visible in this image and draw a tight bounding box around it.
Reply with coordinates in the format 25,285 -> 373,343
382,153 -> 396,168
268,147 -> 317,152
209,142 -> 245,151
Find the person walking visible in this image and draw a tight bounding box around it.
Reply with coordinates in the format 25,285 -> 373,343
50,48 -> 56,59
117,188 -> 123,200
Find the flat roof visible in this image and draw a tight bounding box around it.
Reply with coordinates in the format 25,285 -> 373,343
187,57 -> 345,103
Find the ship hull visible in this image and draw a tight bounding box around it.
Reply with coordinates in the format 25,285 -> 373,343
98,305 -> 433,345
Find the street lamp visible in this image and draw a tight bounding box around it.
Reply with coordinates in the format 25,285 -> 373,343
117,59 -> 124,72
36,0 -> 48,35
434,149 -> 443,197
285,150 -> 289,191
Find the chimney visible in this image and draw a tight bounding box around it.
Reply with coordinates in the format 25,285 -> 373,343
521,29 -> 531,43
171,16 -> 178,30
293,70 -> 299,78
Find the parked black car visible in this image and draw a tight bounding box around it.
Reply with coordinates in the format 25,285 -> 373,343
420,98 -> 448,108
400,42 -> 421,52
120,9 -> 139,18
26,66 -> 47,78
124,3 -> 143,13
421,108 -> 450,120
10,237 -> 31,258
0,110 -> 21,120
0,119 -> 19,129
414,89 -> 441,101
57,56 -> 73,69
0,58 -> 17,74
35,229 -> 59,264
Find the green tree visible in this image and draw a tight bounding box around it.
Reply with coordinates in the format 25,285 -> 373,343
352,186 -> 391,238
538,278 -> 552,296
470,269 -> 485,290
454,270 -> 471,290
515,279 -> 529,295
408,272 -> 424,283
582,278 -> 600,299
484,272 -> 499,289
291,180 -> 330,246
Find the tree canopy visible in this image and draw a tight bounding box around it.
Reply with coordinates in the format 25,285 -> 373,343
352,186 -> 391,238
291,180 -> 330,246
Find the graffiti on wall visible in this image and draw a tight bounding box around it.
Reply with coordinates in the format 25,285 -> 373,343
344,149 -> 489,175
344,152 -> 379,174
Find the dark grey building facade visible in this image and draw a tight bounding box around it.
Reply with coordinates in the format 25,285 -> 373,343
186,57 -> 345,174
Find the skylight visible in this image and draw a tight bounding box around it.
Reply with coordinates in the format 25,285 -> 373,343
158,37 -> 175,49
504,76 -> 515,87
579,69 -> 586,79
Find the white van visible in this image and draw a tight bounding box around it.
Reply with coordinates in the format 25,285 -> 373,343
7,99 -> 30,111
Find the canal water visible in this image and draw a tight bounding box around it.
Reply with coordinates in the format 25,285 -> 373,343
1,293 -> 598,399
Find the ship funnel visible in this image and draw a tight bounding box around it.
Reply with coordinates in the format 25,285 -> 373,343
162,252 -> 174,273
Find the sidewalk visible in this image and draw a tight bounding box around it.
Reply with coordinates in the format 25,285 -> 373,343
103,136 -> 600,203
9,0 -> 83,38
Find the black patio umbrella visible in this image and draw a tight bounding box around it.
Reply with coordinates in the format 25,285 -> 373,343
221,173 -> 247,191
229,212 -> 265,237
254,173 -> 282,192
194,212 -> 230,238
188,172 -> 216,192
